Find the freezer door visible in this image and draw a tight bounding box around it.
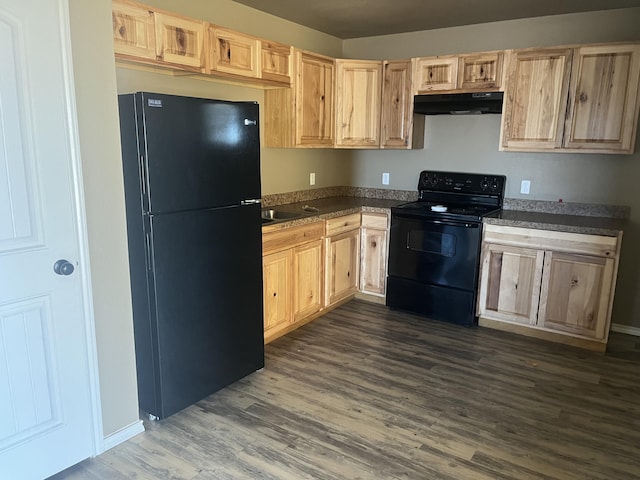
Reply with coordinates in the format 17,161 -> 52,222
137,92 -> 261,213
142,203 -> 264,418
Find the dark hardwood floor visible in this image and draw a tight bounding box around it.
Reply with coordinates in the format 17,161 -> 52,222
51,300 -> 640,479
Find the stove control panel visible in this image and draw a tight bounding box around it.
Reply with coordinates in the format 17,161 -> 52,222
418,170 -> 506,197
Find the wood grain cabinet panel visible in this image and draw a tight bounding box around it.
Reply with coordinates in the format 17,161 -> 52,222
564,44 -> 640,153
325,228 -> 360,306
261,41 -> 293,84
154,11 -> 204,69
458,52 -> 504,90
360,213 -> 389,297
414,56 -> 458,92
478,224 -> 621,351
296,51 -> 335,147
538,252 -> 615,339
500,47 -> 573,150
293,239 -> 324,321
206,27 -> 260,78
335,60 -> 382,147
112,0 -> 155,59
263,249 -> 292,339
380,60 -> 424,149
478,244 -> 544,325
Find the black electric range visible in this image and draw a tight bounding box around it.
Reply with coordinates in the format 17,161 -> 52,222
387,170 -> 506,326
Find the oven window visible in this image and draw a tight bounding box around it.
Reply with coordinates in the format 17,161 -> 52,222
407,230 -> 456,257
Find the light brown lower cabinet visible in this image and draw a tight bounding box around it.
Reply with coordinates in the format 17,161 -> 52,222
359,213 -> 389,297
324,214 -> 361,306
477,224 -> 621,351
262,221 -> 324,343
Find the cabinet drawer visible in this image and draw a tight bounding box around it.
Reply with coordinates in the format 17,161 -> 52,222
262,221 -> 324,255
483,224 -> 619,258
326,213 -> 361,236
361,212 -> 388,229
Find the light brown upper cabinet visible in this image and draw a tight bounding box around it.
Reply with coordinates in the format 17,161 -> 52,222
112,0 -> 156,60
500,47 -> 573,151
261,41 -> 293,85
413,51 -> 505,94
335,60 -> 382,148
264,50 -> 335,148
380,60 -> 425,149
501,43 -> 640,154
206,27 -> 260,78
563,44 -> 640,153
153,11 -> 204,69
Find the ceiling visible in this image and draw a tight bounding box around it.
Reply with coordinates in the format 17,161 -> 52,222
232,0 -> 640,39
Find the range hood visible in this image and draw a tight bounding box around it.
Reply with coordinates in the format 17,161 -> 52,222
413,92 -> 504,115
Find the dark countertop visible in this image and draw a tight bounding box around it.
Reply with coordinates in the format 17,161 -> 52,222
261,196 -> 406,231
262,195 -> 626,237
485,210 -> 626,236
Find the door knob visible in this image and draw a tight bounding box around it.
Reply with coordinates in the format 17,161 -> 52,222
53,259 -> 75,276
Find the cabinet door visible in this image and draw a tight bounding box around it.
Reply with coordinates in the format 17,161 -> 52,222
335,60 -> 382,147
478,244 -> 544,325
112,0 -> 156,60
293,239 -> 324,321
500,48 -> 573,150
261,41 -> 293,84
296,51 -> 335,147
414,56 -> 458,92
263,249 -> 292,339
325,229 -> 360,306
458,52 -> 504,90
538,252 -> 615,340
154,12 -> 204,69
564,44 -> 640,153
207,27 -> 260,78
360,226 -> 388,296
380,60 -> 421,149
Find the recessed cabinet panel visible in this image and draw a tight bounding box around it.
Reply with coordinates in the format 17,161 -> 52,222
325,229 -> 360,306
478,244 -> 544,325
263,249 -> 292,336
154,12 -> 204,68
296,51 -> 335,147
500,48 -> 573,150
112,0 -> 156,59
458,52 -> 503,90
335,60 -> 382,147
564,44 -> 640,153
381,60 -> 424,149
414,57 -> 458,92
208,27 -> 260,78
261,41 -> 293,84
293,240 -> 323,321
538,252 -> 614,339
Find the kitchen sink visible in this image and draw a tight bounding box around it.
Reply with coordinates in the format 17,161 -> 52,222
261,209 -> 304,221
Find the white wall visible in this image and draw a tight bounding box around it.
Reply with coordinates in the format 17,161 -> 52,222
343,9 -> 640,328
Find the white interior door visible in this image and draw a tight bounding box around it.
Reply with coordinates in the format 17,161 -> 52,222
0,0 -> 99,478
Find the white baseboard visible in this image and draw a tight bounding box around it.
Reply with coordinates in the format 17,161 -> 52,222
102,420 -> 145,452
611,323 -> 640,337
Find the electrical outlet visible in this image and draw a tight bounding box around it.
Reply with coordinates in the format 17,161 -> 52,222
309,172 -> 315,186
382,172 -> 390,185
520,180 -> 531,195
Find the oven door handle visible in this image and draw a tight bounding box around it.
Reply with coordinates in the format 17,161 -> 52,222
393,214 -> 481,228
428,220 -> 480,228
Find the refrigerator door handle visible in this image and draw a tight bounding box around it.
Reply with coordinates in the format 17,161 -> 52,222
241,199 -> 261,205
243,119 -> 257,126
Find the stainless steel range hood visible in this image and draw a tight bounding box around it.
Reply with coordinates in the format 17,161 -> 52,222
413,92 -> 504,115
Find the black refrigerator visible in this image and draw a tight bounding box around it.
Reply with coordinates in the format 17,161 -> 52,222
118,92 -> 264,419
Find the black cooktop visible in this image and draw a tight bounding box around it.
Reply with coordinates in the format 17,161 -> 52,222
392,201 -> 502,222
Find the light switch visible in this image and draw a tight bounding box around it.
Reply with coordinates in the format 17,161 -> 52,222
382,172 -> 390,185
310,172 -> 316,185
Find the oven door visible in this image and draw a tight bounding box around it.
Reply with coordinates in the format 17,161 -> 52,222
388,213 -> 481,291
